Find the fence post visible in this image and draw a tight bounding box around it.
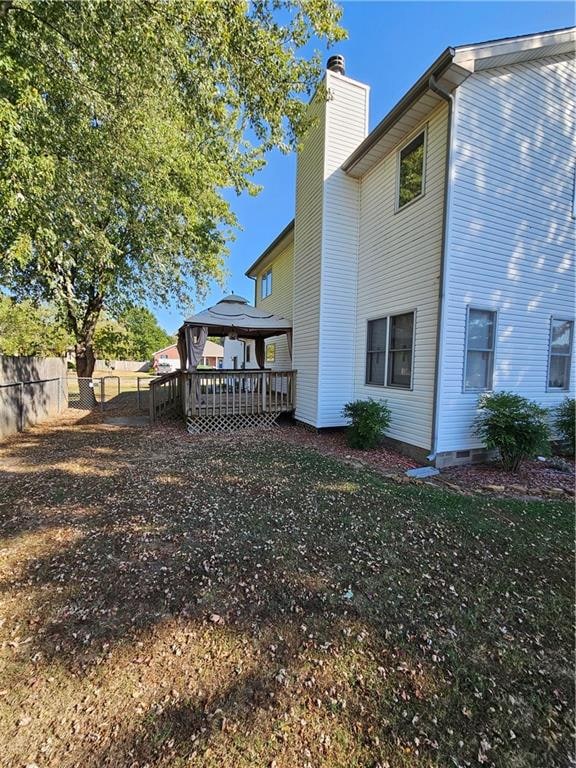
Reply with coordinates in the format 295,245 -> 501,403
18,382 -> 24,432
137,377 -> 141,410
57,377 -> 61,413
100,378 -> 105,413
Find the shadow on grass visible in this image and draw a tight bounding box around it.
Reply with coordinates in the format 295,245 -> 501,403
0,419 -> 573,767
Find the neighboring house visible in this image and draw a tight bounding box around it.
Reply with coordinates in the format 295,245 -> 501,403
246,28 -> 575,466
153,340 -> 224,372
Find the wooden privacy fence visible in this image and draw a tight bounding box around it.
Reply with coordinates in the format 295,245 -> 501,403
0,377 -> 67,439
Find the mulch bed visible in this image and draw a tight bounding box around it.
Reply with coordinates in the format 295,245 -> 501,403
437,457 -> 575,499
273,422 -> 418,473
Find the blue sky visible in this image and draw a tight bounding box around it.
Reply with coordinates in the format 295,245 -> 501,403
152,1 -> 574,334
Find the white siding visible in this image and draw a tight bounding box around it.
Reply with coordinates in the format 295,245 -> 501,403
222,338 -> 257,369
292,90 -> 326,426
353,104 -> 449,450
436,54 -> 576,452
256,241 -> 294,321
317,72 -> 369,426
255,241 -> 294,372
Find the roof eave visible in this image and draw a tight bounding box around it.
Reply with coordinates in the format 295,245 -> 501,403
245,219 -> 295,278
341,47 -> 456,176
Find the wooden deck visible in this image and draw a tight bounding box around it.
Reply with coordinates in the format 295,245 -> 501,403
149,369 -> 296,427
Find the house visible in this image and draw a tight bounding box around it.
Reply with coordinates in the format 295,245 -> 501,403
153,340 -> 224,372
245,28 -> 575,466
222,337 -> 258,370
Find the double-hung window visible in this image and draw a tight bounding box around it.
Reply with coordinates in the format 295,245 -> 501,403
548,318 -> 573,390
464,308 -> 496,391
261,269 -> 272,299
366,312 -> 415,389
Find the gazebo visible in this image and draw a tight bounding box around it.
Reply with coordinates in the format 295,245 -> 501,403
149,295 -> 295,432
176,294 -> 292,370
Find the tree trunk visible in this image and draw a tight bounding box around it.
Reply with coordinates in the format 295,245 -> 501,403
75,334 -> 98,408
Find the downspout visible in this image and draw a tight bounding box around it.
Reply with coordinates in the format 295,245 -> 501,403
428,74 -> 454,462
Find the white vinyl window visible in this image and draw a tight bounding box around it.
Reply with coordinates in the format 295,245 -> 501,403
366,312 -> 415,389
261,269 -> 272,299
548,318 -> 573,391
464,308 -> 496,392
397,129 -> 426,209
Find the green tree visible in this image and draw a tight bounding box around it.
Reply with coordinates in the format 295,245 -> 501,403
0,0 -> 344,379
120,306 -> 173,360
93,316 -> 132,362
0,295 -> 72,356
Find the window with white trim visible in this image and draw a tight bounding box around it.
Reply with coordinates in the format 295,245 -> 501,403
261,269 -> 272,299
366,312 -> 414,389
464,308 -> 496,392
397,130 -> 425,209
548,318 -> 573,390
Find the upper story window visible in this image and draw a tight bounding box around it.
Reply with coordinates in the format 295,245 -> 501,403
464,308 -> 496,392
266,343 -> 276,363
261,269 -> 272,299
366,312 -> 415,389
548,318 -> 573,391
397,129 -> 426,210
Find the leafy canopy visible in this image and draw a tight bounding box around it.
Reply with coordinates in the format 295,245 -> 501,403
0,295 -> 72,356
0,294 -> 172,361
0,0 -> 344,371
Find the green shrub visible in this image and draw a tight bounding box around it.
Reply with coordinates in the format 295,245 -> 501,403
342,398 -> 391,450
553,397 -> 575,456
473,391 -> 550,472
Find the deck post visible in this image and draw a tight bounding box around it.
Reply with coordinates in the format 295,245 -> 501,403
149,380 -> 156,423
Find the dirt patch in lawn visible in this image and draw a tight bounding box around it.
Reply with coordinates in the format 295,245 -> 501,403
0,415 -> 573,768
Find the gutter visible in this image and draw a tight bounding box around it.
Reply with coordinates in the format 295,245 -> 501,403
428,73 -> 454,463
342,48 -> 455,174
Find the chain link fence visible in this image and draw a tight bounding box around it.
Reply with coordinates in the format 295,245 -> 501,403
67,375 -> 157,413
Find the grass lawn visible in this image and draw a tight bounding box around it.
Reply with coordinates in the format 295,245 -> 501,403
0,418 -> 573,768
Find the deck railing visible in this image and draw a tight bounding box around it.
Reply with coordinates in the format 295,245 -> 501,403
149,371 -> 182,423
184,369 -> 295,418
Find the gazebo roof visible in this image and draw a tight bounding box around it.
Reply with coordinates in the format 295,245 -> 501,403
181,294 -> 291,338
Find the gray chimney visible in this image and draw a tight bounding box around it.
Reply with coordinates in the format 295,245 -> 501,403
327,54 -> 345,76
